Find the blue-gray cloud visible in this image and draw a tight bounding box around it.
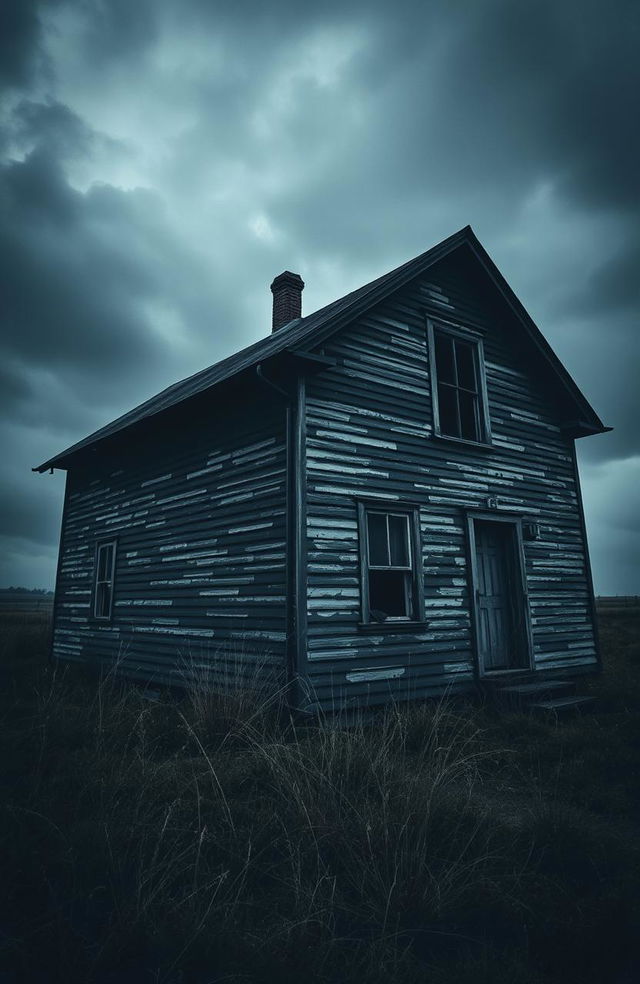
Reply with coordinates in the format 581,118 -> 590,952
0,0 -> 638,591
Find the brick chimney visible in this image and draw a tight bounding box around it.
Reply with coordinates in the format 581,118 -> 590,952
270,271 -> 304,332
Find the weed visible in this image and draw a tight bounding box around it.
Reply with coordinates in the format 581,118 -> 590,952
0,609 -> 638,982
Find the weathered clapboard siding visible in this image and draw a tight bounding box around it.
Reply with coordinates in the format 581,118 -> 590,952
52,390 -> 287,688
301,254 -> 597,710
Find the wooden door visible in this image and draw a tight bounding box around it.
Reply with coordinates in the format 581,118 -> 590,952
474,521 -> 518,672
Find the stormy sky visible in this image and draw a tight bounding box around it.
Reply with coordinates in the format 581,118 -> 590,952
1,0 -> 638,593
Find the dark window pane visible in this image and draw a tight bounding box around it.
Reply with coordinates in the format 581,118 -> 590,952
388,514 -> 410,567
96,582 -> 111,618
438,382 -> 459,437
95,544 -> 115,617
98,546 -> 107,581
434,332 -> 455,383
459,390 -> 479,441
99,544 -> 113,581
369,570 -> 411,618
367,512 -> 388,566
456,341 -> 476,391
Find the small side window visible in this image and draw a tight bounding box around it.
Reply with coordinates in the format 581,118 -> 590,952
358,504 -> 423,623
428,320 -> 491,445
94,541 -> 116,620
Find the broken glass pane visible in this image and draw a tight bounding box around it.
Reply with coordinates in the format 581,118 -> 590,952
367,512 -> 389,566
369,570 -> 410,618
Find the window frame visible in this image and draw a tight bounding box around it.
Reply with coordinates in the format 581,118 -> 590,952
356,500 -> 425,628
427,318 -> 492,447
92,539 -> 117,621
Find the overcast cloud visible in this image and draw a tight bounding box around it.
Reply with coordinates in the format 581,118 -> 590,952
1,0 -> 638,592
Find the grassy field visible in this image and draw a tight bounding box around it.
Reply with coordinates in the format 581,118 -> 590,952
0,608 -> 639,983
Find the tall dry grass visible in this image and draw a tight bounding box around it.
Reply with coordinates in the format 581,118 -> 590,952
1,612 -> 639,983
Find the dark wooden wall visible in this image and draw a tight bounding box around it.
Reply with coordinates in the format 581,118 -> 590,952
301,252 -> 598,710
52,384 -> 288,688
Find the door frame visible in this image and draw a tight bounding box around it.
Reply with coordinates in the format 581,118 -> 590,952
465,511 -> 534,679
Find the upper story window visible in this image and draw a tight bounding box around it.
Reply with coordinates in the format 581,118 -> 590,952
427,319 -> 491,445
357,503 -> 424,624
94,541 -> 117,619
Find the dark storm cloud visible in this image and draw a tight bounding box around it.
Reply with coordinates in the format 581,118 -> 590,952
269,0 -> 640,250
0,361 -> 31,409
75,0 -> 159,64
0,468 -> 56,545
0,108 -> 239,422
443,1 -> 640,210
11,98 -> 96,158
0,0 -> 44,87
580,455 -> 640,596
0,0 -> 637,590
582,233 -> 640,314
1,147 -> 161,371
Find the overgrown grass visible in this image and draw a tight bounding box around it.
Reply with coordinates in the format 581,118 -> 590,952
0,609 -> 639,983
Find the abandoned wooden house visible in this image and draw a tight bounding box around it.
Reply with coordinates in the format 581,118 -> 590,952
35,226 -> 609,711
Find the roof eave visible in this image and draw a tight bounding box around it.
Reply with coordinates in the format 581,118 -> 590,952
33,347 -> 337,473
562,421 -> 613,439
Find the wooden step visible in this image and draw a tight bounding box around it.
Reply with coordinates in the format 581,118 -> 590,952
488,680 -> 575,709
499,681 -> 574,698
529,696 -> 597,714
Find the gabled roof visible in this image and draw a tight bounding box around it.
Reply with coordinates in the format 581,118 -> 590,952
35,225 -> 608,472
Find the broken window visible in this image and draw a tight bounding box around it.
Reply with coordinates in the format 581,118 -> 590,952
362,508 -> 419,622
94,541 -> 117,619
